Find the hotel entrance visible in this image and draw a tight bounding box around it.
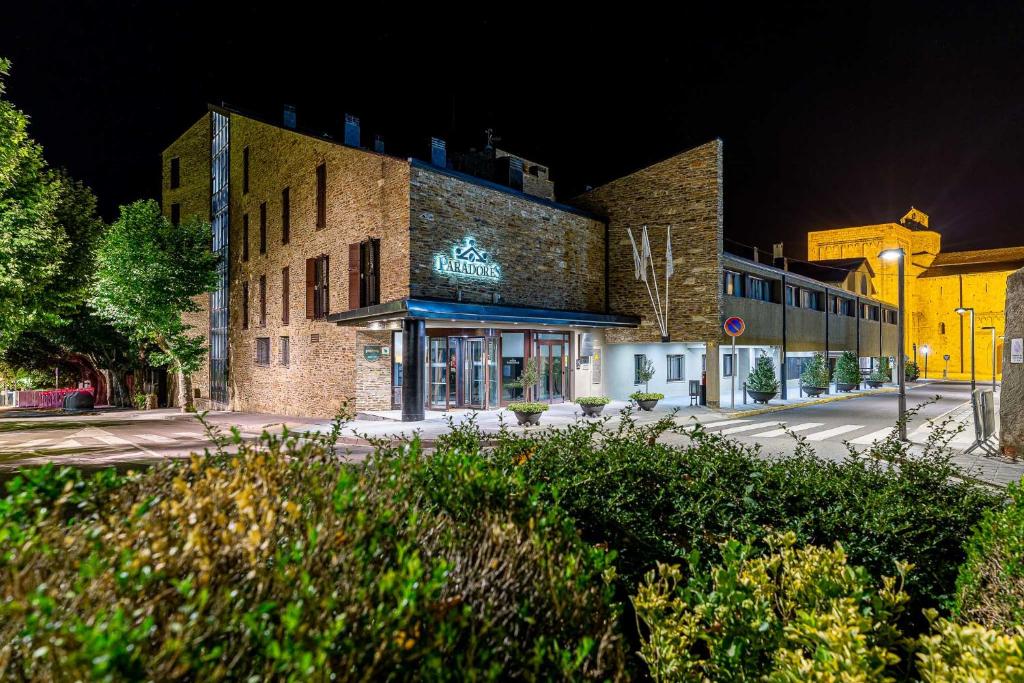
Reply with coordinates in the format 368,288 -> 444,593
426,329 -> 568,411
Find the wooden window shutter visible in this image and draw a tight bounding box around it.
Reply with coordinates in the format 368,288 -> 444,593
305,258 -> 315,319
348,243 -> 361,310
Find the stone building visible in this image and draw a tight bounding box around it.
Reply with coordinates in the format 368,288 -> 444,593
161,105 -> 900,419
806,208 -> 1024,381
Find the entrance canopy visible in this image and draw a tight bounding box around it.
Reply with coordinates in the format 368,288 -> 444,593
327,298 -> 639,329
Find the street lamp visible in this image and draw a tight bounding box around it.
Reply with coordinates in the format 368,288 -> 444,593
921,344 -> 929,379
880,248 -> 906,440
982,326 -> 998,392
955,307 -> 976,393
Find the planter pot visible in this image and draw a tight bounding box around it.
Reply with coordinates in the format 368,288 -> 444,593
514,411 -> 543,426
866,380 -> 883,389
836,382 -> 858,393
580,404 -> 605,417
802,385 -> 827,397
747,389 -> 776,404
636,399 -> 660,411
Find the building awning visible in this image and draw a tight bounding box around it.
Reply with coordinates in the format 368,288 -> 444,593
327,298 -> 640,328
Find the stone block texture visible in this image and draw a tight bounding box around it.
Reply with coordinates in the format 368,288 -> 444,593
570,140 -> 724,345
409,165 -> 606,311
1002,267 -> 1024,456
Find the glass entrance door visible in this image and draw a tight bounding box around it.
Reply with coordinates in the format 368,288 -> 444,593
463,338 -> 486,409
536,340 -> 565,402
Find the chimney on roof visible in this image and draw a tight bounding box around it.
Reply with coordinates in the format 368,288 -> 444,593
374,134 -> 385,153
772,242 -> 788,271
283,104 -> 297,129
431,137 -> 447,167
344,113 -> 360,147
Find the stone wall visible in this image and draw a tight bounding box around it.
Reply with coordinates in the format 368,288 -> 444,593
161,114 -> 212,407
1001,267 -> 1024,456
569,140 -> 724,345
408,164 -> 606,312
225,114 -> 410,417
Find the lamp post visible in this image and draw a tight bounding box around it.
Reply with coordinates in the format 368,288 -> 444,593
921,344 -> 929,379
880,248 -> 906,440
982,326 -> 998,392
955,307 -> 976,393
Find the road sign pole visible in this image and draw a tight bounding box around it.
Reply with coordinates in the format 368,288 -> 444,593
731,335 -> 736,408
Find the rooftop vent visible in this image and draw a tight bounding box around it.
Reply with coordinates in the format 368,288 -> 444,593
344,113 -> 360,147
374,134 -> 385,153
283,104 -> 297,129
431,137 -> 447,167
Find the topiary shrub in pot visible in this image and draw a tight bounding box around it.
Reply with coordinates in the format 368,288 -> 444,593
746,353 -> 779,404
800,352 -> 830,397
507,401 -> 549,426
575,395 -> 611,417
630,391 -> 665,411
834,350 -> 861,392
867,357 -> 890,388
905,358 -> 920,382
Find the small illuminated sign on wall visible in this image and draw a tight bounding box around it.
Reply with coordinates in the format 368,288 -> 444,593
433,236 -> 501,281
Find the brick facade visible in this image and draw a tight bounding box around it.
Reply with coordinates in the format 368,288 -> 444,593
570,140 -> 725,345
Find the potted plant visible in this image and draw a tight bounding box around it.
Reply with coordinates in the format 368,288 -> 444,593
834,350 -> 860,392
507,401 -> 549,426
905,358 -> 921,382
866,357 -> 890,388
745,353 -> 779,404
575,395 -> 611,417
800,352 -> 830,397
630,391 -> 665,411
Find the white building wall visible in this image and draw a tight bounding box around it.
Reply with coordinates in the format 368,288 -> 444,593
605,342 -> 704,401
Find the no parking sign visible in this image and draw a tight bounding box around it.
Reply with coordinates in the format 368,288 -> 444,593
724,316 -> 746,337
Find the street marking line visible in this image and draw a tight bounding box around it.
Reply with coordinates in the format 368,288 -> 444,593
173,432 -> 206,439
750,422 -> 823,438
46,439 -> 82,450
18,438 -> 53,449
804,424 -> 864,442
683,419 -> 752,431
719,422 -> 779,436
134,434 -> 176,444
95,435 -> 132,446
849,427 -> 897,445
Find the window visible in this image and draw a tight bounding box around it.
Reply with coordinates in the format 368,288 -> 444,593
862,304 -> 879,321
800,289 -> 821,311
255,337 -> 270,365
279,336 -> 290,366
939,322 -> 946,334
242,214 -> 249,262
281,187 -> 290,244
358,238 -> 381,307
634,354 -> 648,385
242,282 -> 249,330
169,157 -> 180,189
281,266 -> 289,326
723,270 -> 742,296
747,276 -> 770,302
723,353 -> 735,377
259,202 -> 267,254
243,146 -> 250,194
170,203 -> 180,226
785,285 -> 796,307
306,255 -> 329,319
860,275 -> 868,295
883,309 -> 897,324
315,163 -> 326,230
667,354 -> 685,382
259,275 -> 267,327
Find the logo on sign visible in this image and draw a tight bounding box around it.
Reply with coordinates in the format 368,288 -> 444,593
433,236 -> 502,282
724,316 -> 746,337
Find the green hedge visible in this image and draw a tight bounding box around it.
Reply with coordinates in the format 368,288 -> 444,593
0,431 -> 625,680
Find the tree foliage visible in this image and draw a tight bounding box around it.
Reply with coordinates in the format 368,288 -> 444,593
92,200 -> 217,410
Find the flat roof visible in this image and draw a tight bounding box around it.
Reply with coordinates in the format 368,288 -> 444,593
328,298 -> 639,328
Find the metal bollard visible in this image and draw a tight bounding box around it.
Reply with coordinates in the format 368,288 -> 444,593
743,382 -> 748,405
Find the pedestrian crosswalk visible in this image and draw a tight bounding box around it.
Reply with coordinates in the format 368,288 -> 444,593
678,417 -> 961,447
0,431 -> 214,452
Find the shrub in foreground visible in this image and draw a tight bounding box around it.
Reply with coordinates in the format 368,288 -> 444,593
955,481 -> 1024,629
0,430 -> 625,680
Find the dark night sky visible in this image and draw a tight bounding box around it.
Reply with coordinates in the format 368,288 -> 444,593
3,2 -> 1024,255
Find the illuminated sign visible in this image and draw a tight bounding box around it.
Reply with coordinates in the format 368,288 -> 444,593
433,236 -> 502,282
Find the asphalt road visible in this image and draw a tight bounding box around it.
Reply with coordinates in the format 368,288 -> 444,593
677,380 -> 977,461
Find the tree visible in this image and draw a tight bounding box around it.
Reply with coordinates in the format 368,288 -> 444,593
800,352 -> 830,389
92,200 -> 217,412
636,356 -> 656,393
747,353 -> 779,394
0,58 -> 67,353
834,350 -> 861,387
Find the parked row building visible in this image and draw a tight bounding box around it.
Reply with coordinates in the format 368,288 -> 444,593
162,105 -> 899,419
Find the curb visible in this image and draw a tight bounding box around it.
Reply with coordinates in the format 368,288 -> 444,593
717,387 -> 898,418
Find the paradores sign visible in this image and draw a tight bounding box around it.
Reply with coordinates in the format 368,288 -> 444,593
433,236 -> 502,282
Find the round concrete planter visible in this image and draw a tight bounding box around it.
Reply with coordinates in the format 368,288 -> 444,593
747,389 -> 776,404
513,411 -> 543,426
580,404 -> 605,418
836,382 -> 858,393
865,380 -> 883,389
802,385 -> 828,397
636,399 -> 660,411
